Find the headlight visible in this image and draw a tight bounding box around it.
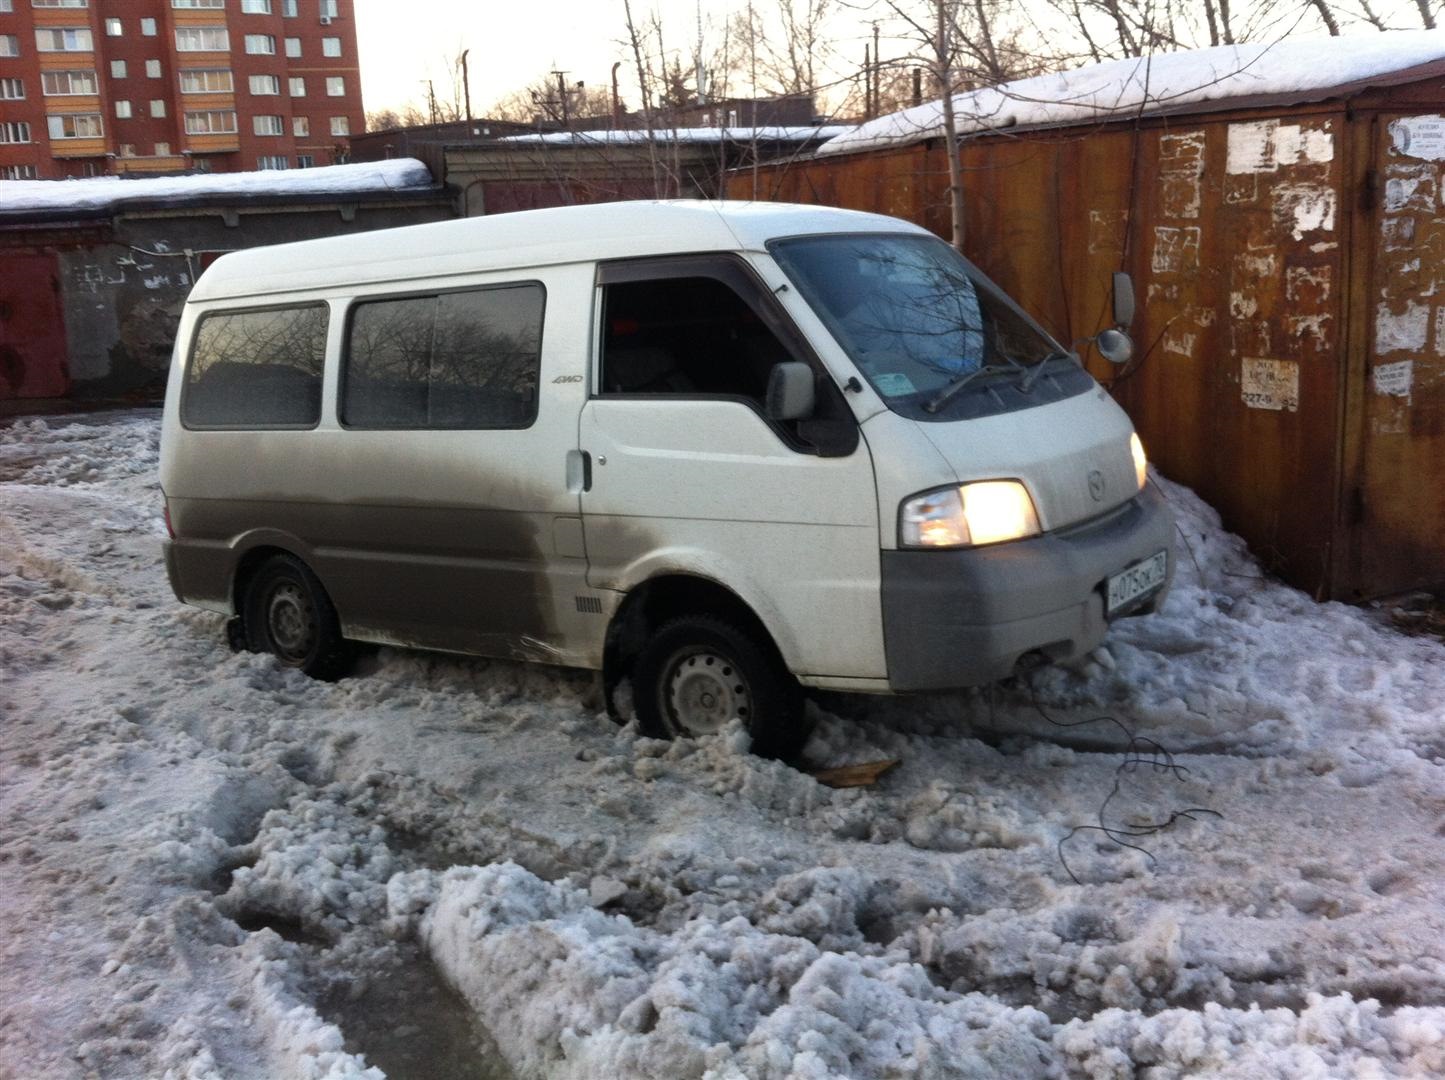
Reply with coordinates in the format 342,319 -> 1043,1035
1130,432 -> 1148,491
899,480 -> 1041,548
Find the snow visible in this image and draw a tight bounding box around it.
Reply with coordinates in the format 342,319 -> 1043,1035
498,126 -> 851,146
3,409 -> 1445,1078
819,30 -> 1445,157
0,159 -> 435,214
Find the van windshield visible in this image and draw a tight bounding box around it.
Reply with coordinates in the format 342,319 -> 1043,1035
769,234 -> 1074,421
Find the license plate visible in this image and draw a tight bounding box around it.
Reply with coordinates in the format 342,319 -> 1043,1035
1106,550 -> 1168,617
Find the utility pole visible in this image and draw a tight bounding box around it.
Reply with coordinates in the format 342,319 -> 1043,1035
551,69 -> 570,126
461,49 -> 472,125
872,23 -> 881,118
611,61 -> 623,128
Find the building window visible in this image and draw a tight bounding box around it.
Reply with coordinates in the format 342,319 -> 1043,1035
0,35 -> 17,57
110,59 -> 126,78
32,0 -> 89,6
0,122 -> 33,144
155,141 -> 170,155
184,109 -> 237,134
150,99 -> 166,116
141,17 -> 157,35
146,59 -> 162,77
2,165 -> 39,179
253,114 -> 283,135
183,305 -> 329,429
295,153 -> 313,167
118,142 -> 136,156
248,74 -> 280,95
326,76 -> 344,97
291,115 -> 307,136
257,154 -> 287,169
180,68 -> 232,92
319,0 -> 337,16
241,0 -> 271,11
283,36 -> 300,57
0,0 -> 11,10
244,34 -> 275,54
321,36 -> 340,57
329,115 -> 348,136
105,17 -> 121,35
175,26 -> 229,51
115,99 -> 132,118
288,76 -> 304,96
282,0 -> 296,15
172,1 -> 225,8
37,27 -> 96,51
0,78 -> 24,100
42,69 -> 98,95
47,113 -> 104,138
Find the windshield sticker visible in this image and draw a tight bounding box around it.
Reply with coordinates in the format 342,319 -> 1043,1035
872,372 -> 917,397
1241,358 -> 1299,412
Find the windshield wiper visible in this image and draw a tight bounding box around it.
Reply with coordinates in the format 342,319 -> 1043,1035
1020,350 -> 1077,393
923,362 -> 1022,414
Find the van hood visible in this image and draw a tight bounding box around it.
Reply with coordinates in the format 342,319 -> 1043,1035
910,386 -> 1141,532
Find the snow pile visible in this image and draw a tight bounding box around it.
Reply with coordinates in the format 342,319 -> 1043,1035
3,410 -> 1444,1078
0,159 -> 435,214
498,126 -> 851,147
819,30 -> 1445,156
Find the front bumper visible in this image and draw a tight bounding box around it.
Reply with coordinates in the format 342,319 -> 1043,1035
881,485 -> 1174,691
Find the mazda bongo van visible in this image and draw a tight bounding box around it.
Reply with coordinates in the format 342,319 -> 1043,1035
159,201 -> 1173,757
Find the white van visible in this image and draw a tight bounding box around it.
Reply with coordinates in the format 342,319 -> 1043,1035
159,201 -> 1172,756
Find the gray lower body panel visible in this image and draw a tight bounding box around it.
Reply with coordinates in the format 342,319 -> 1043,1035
881,487 -> 1174,691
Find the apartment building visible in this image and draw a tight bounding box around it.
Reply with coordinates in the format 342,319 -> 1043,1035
0,0 -> 364,178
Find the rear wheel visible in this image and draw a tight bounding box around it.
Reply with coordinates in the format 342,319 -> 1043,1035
634,615 -> 807,759
242,554 -> 354,681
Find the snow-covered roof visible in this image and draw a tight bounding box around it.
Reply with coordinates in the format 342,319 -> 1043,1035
819,30 -> 1445,157
497,126 -> 852,147
0,158 -> 436,215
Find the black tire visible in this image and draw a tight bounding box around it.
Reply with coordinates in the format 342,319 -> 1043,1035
242,554 -> 355,681
633,615 -> 808,759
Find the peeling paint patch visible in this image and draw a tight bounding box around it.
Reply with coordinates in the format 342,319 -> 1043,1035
1163,328 -> 1197,357
1376,301 -> 1430,353
1230,292 -> 1259,318
1381,217 -> 1417,251
1241,357 -> 1299,411
1273,183 -> 1336,240
1383,163 -> 1437,212
1235,250 -> 1278,278
1388,114 -> 1445,161
1158,131 -> 1205,219
1373,360 -> 1414,400
1088,209 -> 1128,255
1151,225 -> 1201,273
1286,265 -> 1331,306
1288,314 -> 1332,354
1226,119 -> 1333,174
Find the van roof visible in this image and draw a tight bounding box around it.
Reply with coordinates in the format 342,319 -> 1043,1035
187,200 -> 930,302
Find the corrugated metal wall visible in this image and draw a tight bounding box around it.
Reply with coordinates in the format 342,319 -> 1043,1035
729,79 -> 1444,601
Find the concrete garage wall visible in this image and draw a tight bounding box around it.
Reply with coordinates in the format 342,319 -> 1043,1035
1,197 -> 455,401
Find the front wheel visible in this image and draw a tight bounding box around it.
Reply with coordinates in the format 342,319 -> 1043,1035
633,615 -> 807,759
242,554 -> 354,681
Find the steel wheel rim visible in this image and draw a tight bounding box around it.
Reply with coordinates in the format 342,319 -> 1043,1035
266,581 -> 316,663
663,649 -> 752,737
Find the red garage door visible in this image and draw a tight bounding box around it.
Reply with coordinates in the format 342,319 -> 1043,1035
0,252 -> 70,400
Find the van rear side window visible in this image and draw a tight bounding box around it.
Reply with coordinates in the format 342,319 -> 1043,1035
341,283 -> 545,430
182,304 -> 328,429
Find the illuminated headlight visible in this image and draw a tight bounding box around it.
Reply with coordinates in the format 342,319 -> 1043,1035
1130,432 -> 1148,491
899,481 -> 1041,548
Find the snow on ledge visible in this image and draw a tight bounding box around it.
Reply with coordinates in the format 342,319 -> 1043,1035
0,158 -> 435,214
497,125 -> 853,146
819,30 -> 1445,156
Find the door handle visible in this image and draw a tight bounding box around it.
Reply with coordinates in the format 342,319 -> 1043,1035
565,449 -> 592,494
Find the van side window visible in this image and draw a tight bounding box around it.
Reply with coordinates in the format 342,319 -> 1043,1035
601,277 -> 789,404
342,283 -> 544,430
182,304 -> 328,429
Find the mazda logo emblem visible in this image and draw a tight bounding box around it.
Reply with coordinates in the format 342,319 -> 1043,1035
1088,470 -> 1106,501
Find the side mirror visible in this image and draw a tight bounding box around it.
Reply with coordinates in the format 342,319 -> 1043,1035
1112,271 -> 1135,329
1096,328 -> 1134,366
766,361 -> 815,421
